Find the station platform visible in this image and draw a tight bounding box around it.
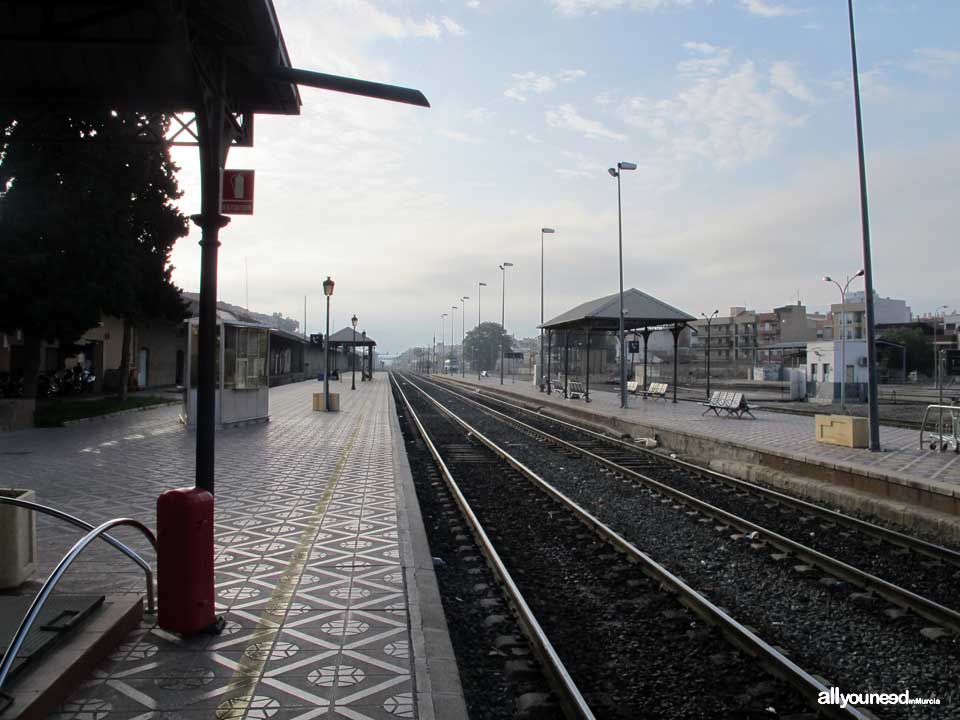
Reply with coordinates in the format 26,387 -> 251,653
0,376 -> 465,720
443,374 -> 960,539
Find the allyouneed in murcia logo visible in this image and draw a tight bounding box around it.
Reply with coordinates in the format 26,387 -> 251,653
818,688 -> 940,708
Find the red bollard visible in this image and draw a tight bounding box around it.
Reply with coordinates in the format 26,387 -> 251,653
157,487 -> 216,635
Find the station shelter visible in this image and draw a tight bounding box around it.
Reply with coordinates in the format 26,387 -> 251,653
326,328 -> 378,379
540,288 -> 695,403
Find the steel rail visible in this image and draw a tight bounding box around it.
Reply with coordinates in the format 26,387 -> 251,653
0,496 -> 157,612
428,374 -> 960,567
414,373 -> 960,634
0,518 -> 156,690
395,373 -> 867,720
390,373 -> 596,720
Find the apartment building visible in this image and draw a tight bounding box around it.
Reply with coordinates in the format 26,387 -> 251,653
830,291 -> 911,341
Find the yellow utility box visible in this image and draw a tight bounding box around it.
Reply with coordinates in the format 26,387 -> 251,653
815,414 -> 868,448
313,392 -> 340,412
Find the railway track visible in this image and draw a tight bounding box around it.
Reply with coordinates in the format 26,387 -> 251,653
391,372 -> 867,719
397,371 -> 960,718
426,373 -> 960,621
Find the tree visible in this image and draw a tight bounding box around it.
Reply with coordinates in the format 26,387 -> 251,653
877,328 -> 933,378
463,322 -> 515,372
0,111 -> 188,402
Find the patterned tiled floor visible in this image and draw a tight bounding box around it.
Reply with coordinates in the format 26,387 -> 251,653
458,375 -> 960,488
0,377 -> 419,720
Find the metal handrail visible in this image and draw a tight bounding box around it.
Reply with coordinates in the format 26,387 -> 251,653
0,517 -> 157,691
920,404 -> 960,452
0,497 -> 155,612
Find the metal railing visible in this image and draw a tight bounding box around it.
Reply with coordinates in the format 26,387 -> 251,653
0,499 -> 156,691
920,404 -> 960,453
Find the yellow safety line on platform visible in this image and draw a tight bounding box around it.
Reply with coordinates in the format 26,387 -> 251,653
215,415 -> 365,718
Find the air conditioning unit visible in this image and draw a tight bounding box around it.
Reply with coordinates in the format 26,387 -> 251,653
857,357 -> 868,367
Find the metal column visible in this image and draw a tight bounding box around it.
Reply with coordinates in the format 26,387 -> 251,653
585,327 -> 591,403
671,324 -> 681,404
563,331 -> 569,398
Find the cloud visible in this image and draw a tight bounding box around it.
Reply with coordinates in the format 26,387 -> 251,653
440,17 -> 467,36
624,45 -> 807,168
549,0 -> 694,16
465,107 -> 496,123
438,128 -> 483,143
504,69 -> 586,102
546,104 -> 628,141
906,48 -> 960,78
770,62 -> 815,102
738,0 -> 800,18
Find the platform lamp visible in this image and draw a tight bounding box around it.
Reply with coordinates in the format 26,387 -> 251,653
452,305 -> 458,375
499,262 -> 513,385
608,161 -> 637,409
823,269 -> 863,412
701,310 -> 719,398
540,228 -> 555,391
323,276 -> 335,411
477,282 -> 487,380
461,296 -> 470,377
350,314 -> 358,390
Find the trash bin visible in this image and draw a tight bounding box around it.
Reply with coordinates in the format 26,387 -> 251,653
0,488 -> 38,589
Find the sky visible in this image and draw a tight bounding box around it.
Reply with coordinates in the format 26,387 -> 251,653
168,0 -> 960,356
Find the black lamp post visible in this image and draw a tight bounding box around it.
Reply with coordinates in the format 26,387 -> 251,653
701,310 -> 718,398
322,276 -> 335,411
499,262 -> 513,385
477,282 -> 487,380
461,296 -> 470,377
350,314 -> 358,390
608,161 -> 637,409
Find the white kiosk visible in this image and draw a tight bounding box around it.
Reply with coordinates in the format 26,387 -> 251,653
183,312 -> 270,428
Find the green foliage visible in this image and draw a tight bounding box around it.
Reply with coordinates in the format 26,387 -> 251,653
463,322 -> 515,372
0,111 -> 188,344
878,327 -> 933,376
34,395 -> 171,427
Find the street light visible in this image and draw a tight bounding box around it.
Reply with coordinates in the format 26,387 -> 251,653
440,313 -> 448,375
540,227 -> 556,391
823,269 -> 864,412
608,161 -> 637,409
322,276 -> 335,412
361,329 -> 367,380
701,310 -> 719,398
351,313 -> 358,390
451,305 -> 458,375
461,296 -> 470,377
477,282 -> 487,380
847,0 -> 880,450
934,304 -> 949,389
499,262 -> 513,385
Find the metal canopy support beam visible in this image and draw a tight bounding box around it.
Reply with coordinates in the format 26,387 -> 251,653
563,331 -> 569,398
547,331 -> 553,395
584,326 -> 591,403
641,327 -> 652,392
192,55 -> 231,495
671,324 -> 682,404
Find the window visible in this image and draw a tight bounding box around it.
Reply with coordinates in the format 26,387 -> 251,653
810,363 -> 817,380
823,363 -> 831,380
224,326 -> 267,389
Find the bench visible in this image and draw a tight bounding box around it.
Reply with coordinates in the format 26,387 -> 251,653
701,391 -> 756,419
637,382 -> 668,401
626,380 -> 640,394
567,381 -> 586,400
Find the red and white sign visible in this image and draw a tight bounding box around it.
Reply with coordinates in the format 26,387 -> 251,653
221,169 -> 255,215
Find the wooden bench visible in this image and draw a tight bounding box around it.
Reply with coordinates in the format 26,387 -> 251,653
567,381 -> 586,400
701,391 -> 756,419
637,382 -> 668,401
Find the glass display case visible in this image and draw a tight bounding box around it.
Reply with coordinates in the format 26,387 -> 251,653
183,316 -> 270,428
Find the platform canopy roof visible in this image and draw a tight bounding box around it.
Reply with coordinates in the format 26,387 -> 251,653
0,1 -> 301,114
541,288 -> 695,332
327,328 -> 377,348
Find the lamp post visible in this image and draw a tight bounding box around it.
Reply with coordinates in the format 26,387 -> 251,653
478,282 -> 487,380
608,161 -> 637,409
451,305 -> 458,374
440,313 -> 447,375
847,0 -> 880,450
540,227 -> 555,391
499,263 -> 513,385
350,313 -> 358,390
823,270 -> 864,412
322,276 -> 335,411
933,305 -> 949,389
361,330 -> 367,380
701,310 -> 719,398
461,296 -> 470,377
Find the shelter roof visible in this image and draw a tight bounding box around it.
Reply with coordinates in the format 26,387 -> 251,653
327,328 -> 377,347
542,288 -> 695,331
0,1 -> 301,114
